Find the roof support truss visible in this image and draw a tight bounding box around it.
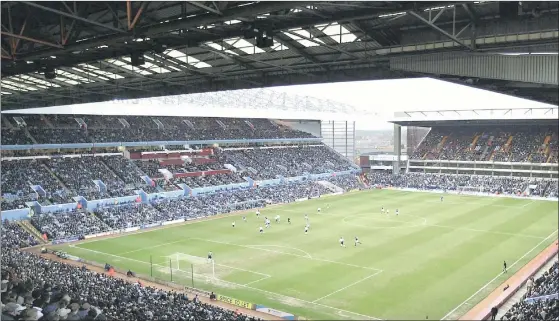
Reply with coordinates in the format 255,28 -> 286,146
187,2 -> 222,16
407,10 -> 472,51
22,1 -> 126,34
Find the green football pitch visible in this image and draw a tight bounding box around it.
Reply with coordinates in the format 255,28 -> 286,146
57,189 -> 558,320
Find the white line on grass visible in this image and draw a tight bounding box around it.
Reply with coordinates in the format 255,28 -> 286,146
441,229 -> 558,320
71,244 -> 383,320
190,237 -> 383,272
520,200 -> 536,208
117,240 -> 185,255
164,252 -> 272,278
311,270 -> 383,303
243,275 -> 271,286
245,244 -> 313,259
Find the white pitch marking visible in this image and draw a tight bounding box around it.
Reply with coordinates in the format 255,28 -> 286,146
246,244 -> 313,259
311,270 -> 383,303
441,229 -> 558,320
166,252 -> 271,277
117,240 -> 185,255
243,275 -> 271,286
190,237 -> 383,272
70,245 -> 383,320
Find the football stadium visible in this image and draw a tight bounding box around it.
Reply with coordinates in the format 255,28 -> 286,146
1,1 -> 558,321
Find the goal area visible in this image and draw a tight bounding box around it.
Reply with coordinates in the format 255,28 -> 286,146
150,253 -> 218,287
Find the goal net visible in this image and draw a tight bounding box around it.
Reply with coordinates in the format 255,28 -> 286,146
151,253 -> 218,286
173,253 -> 216,279
457,186 -> 484,194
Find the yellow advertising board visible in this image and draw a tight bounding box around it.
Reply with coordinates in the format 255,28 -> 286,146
217,294 -> 255,310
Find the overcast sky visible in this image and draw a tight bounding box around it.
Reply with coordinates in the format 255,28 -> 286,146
272,78 -> 555,130
5,78 -> 554,131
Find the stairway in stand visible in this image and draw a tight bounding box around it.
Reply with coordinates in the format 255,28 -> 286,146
17,220 -> 47,244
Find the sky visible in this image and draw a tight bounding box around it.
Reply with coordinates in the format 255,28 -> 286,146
272,78 -> 556,130
4,78 -> 555,131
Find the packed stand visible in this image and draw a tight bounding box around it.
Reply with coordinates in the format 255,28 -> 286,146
366,172 -> 557,197
224,145 -> 357,180
44,157 -> 129,200
412,125 -> 558,163
6,114 -> 316,145
76,177 -> 352,232
1,160 -> 69,210
500,261 -> 558,321
101,156 -> 151,189
327,175 -> 360,191
1,247 -> 261,321
94,203 -> 167,229
0,128 -> 34,145
31,210 -> 111,240
1,220 -> 39,249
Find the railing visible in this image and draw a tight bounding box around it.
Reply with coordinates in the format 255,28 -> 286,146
1,137 -> 322,151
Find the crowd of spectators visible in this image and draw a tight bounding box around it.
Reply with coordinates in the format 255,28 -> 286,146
366,172 -> 558,198
413,126 -> 558,163
31,210 -> 111,241
1,220 -> 39,249
1,128 -> 35,145
1,160 -> 74,210
44,157 -> 130,200
500,261 -> 558,321
1,246 -> 262,321
28,175 -> 357,240
224,146 -> 358,180
3,115 -> 316,145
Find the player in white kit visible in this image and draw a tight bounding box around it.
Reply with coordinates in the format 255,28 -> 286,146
275,215 -> 280,223
256,209 -> 260,217
317,207 -> 321,213
381,207 -> 385,214
395,209 -> 399,216
305,225 -> 309,234
339,237 -> 345,247
232,221 -> 235,227
259,226 -> 264,234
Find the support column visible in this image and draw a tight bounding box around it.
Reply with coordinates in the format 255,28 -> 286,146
393,124 -> 402,175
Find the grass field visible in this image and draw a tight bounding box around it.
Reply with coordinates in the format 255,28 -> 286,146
57,189 -> 558,320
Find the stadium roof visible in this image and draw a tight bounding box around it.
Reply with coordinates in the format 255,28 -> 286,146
390,106 -> 559,127
2,86 -> 377,121
1,1 -> 558,110
4,77 -> 554,122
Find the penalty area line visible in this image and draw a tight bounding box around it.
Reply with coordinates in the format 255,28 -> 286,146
311,270 -> 383,303
70,245 -> 383,320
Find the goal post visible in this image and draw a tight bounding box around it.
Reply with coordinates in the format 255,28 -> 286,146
149,253 -> 218,287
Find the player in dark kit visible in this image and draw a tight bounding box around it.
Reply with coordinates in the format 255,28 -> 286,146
287,218 -> 291,224
503,261 -> 507,273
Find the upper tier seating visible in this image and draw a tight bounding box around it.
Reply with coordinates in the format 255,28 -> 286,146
1,115 -> 316,145
223,145 -> 357,180
412,125 -> 558,163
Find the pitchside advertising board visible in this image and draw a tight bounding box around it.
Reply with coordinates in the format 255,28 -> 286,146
216,295 -> 254,310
